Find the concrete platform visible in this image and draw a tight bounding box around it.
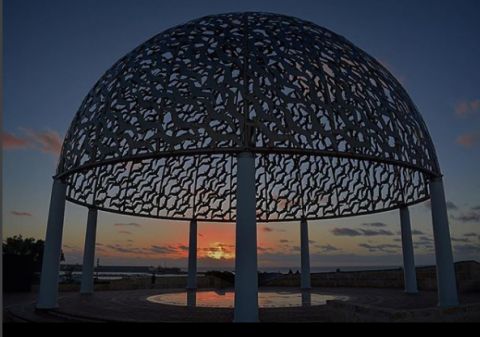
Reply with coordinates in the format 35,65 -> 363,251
4,287 -> 480,322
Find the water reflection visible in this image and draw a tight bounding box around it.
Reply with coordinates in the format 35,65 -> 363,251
187,289 -> 196,307
147,290 -> 347,308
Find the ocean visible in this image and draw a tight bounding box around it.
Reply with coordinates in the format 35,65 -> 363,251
198,265 -> 403,273
60,265 -> 403,281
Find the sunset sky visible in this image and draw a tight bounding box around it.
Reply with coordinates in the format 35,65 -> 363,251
3,0 -> 480,270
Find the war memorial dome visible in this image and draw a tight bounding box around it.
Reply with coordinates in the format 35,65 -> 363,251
37,13 -> 458,319
57,12 -> 440,222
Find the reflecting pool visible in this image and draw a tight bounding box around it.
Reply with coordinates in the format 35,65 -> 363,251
147,290 -> 348,308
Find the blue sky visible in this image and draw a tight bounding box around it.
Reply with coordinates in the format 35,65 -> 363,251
3,0 -> 479,269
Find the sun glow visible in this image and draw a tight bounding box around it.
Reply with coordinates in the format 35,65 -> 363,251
205,242 -> 234,260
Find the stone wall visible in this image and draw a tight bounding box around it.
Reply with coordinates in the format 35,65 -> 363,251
32,275 -> 233,292
264,260 -> 480,292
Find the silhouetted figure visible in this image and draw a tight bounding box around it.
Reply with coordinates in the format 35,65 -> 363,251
151,272 -> 156,285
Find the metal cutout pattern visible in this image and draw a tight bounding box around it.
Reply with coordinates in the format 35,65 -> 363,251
58,12 -> 439,222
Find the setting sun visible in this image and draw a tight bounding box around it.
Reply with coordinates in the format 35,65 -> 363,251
205,242 -> 234,260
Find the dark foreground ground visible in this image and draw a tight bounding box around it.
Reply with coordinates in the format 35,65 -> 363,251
4,287 -> 480,322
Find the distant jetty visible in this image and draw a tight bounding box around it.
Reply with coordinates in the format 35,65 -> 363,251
60,264 -> 182,274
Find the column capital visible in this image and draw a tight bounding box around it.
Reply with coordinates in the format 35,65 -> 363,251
237,151 -> 254,159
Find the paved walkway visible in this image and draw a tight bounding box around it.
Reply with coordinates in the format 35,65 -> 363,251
4,287 -> 480,322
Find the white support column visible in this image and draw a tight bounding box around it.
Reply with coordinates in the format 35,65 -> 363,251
399,206 -> 418,293
300,217 -> 311,289
187,218 -> 197,290
234,152 -> 258,322
430,176 -> 459,307
36,178 -> 67,309
80,208 -> 98,294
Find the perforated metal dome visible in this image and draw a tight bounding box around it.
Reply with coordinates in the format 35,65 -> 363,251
57,12 -> 440,222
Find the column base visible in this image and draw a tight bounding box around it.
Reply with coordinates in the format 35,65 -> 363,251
35,304 -> 59,311
438,301 -> 459,308
233,318 -> 260,323
80,292 -> 94,296
404,290 -> 418,295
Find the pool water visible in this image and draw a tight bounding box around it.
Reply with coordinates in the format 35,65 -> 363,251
146,290 -> 348,308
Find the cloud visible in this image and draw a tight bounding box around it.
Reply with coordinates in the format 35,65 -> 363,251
412,230 -> 425,235
463,232 -> 479,238
261,226 -> 286,233
471,205 -> 480,211
315,244 -> 340,253
456,132 -> 480,148
11,211 -> 32,217
424,200 -> 457,210
117,230 -> 132,235
279,239 -> 291,243
358,243 -> 401,253
96,242 -> 190,259
361,222 -> 387,228
149,245 -> 178,254
455,99 -> 480,117
454,210 -> 480,223
2,129 -> 63,155
24,129 -> 63,155
106,244 -> 144,254
418,236 -> 433,242
258,246 -> 273,253
453,243 -> 480,255
102,243 -> 184,256
413,236 -> 435,251
114,222 -> 142,228
451,237 -> 471,243
2,132 -> 29,150
258,251 -> 437,268
331,227 -> 394,236
361,229 -> 394,236
331,228 -> 362,236
395,229 -> 426,236
446,201 -> 458,210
